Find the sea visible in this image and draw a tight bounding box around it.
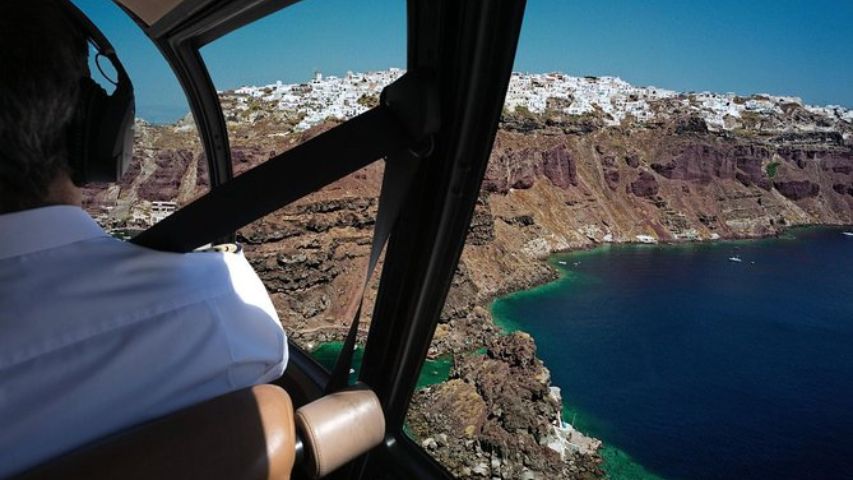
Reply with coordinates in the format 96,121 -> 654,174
492,227 -> 853,480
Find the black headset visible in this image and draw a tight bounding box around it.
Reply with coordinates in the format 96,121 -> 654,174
61,0 -> 135,185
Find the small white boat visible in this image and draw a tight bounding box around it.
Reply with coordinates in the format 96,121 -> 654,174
558,260 -> 568,265
843,232 -> 853,237
729,256 -> 743,263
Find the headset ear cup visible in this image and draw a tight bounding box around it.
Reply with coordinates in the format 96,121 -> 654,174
68,78 -> 106,186
59,0 -> 136,186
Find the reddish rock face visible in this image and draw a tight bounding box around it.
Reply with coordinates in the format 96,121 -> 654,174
629,170 -> 659,198
483,145 -> 577,193
823,150 -> 853,175
604,169 -> 620,190
541,145 -> 578,188
774,180 -> 820,200
195,153 -> 209,189
137,149 -> 193,201
652,144 -> 736,184
778,147 -> 821,169
734,145 -> 773,190
482,149 -> 534,193
119,154 -> 144,188
231,146 -> 268,175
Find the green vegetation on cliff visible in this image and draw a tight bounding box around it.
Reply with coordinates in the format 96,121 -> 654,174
766,161 -> 780,178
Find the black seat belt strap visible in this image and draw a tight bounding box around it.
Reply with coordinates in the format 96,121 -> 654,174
324,150 -> 423,393
324,72 -> 439,393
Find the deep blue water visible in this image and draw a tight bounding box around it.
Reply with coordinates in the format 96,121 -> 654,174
492,228 -> 853,480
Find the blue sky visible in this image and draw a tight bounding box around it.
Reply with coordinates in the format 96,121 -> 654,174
75,0 -> 853,123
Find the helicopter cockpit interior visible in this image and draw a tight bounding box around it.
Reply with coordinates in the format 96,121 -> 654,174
5,1 -> 528,479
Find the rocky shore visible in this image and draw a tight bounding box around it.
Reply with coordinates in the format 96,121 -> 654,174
408,332 -> 603,480
83,75 -> 852,479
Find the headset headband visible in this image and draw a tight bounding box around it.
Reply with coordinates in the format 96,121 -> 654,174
60,1 -> 130,85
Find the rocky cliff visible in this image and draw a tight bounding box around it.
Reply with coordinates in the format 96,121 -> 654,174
83,73 -> 852,479
408,333 -> 602,480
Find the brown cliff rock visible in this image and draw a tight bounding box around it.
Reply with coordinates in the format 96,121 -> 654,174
629,171 -> 659,198
773,180 -> 820,200
408,333 -> 603,480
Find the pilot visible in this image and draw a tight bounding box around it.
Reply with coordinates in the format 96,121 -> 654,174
0,1 -> 287,476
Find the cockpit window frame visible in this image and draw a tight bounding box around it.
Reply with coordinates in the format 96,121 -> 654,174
119,0 -> 302,242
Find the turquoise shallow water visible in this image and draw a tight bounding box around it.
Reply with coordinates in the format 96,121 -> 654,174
310,342 -> 453,389
493,228 -> 853,480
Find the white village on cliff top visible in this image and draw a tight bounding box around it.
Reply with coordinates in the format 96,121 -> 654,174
218,69 -> 852,134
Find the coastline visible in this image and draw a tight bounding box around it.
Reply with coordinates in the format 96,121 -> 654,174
300,225 -> 851,479
546,222 -> 853,259
487,224 -> 852,480
492,296 -> 666,480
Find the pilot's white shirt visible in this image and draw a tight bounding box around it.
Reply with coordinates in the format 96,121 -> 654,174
0,206 -> 288,478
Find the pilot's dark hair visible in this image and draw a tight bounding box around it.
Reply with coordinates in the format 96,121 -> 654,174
0,0 -> 88,214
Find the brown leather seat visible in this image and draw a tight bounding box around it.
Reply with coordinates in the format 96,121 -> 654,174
16,384 -> 296,480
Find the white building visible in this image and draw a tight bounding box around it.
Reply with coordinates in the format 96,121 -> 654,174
222,69 -> 852,134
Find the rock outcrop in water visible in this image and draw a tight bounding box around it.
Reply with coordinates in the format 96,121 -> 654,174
83,71 -> 852,479
408,333 -> 602,480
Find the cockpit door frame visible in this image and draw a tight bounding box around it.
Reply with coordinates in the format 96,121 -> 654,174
352,1 -> 527,478
114,1 -> 527,478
